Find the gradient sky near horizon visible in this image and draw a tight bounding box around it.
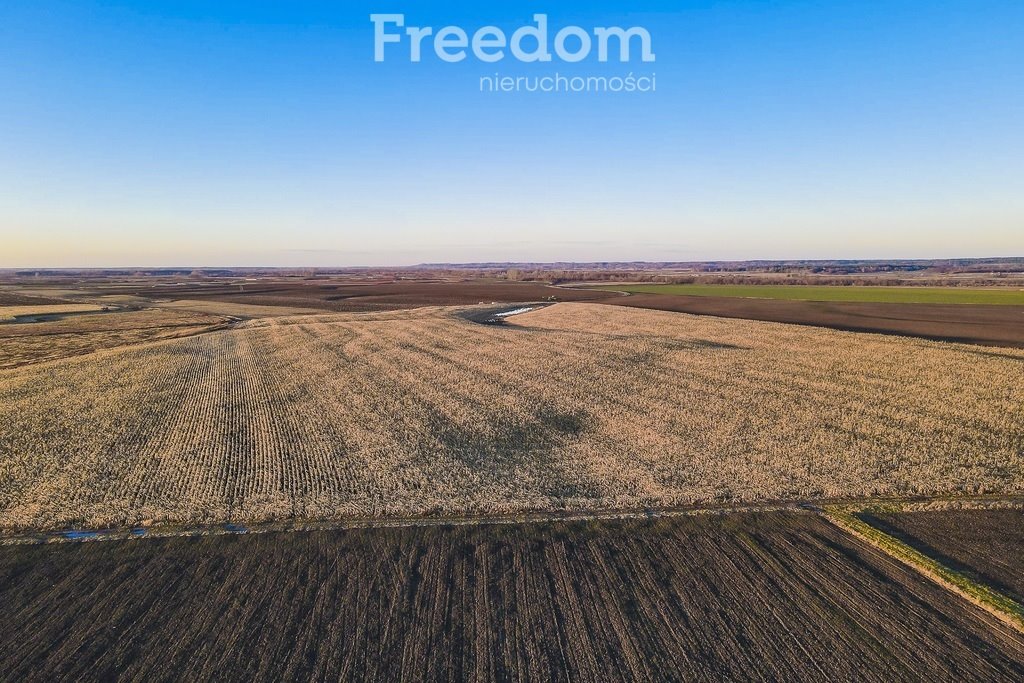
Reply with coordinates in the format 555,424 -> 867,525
2,1 -> 1022,267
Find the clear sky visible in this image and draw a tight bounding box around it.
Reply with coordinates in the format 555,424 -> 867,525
1,0 -> 1022,267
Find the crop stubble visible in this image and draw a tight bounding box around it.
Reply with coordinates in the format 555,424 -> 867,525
0,303 -> 1022,530
0,308 -> 231,369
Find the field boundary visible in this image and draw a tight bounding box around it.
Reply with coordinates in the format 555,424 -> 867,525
4,494 -> 1021,546
823,508 -> 1024,634
0,502 -> 808,546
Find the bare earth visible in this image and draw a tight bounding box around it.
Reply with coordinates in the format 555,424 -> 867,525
864,509 -> 1024,604
1,303 -> 1022,530
1,513 -> 1022,682
605,293 -> 1024,347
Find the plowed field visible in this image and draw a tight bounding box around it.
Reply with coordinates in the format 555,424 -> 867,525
1,514 -> 1022,682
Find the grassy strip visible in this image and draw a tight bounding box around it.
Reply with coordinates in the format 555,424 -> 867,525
597,284 -> 1024,305
825,509 -> 1024,633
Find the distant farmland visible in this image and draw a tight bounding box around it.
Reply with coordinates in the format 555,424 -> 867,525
1,303 -> 1021,531
2,513 -> 1022,682
600,283 -> 1024,305
0,307 -> 231,369
3,279 -> 1024,682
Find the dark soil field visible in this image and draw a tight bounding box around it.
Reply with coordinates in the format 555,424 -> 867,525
111,280 -> 617,312
1,513 -> 1022,683
0,291 -> 68,306
862,509 -> 1024,604
604,294 -> 1024,347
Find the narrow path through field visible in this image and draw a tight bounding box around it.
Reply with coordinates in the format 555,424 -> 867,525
4,494 -> 1020,546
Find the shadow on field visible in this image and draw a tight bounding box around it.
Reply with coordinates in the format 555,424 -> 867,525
423,403 -> 597,498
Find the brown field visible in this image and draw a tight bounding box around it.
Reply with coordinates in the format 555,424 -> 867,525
0,303 -> 106,320
1,513 -> 1022,682
0,291 -> 69,306
150,298 -> 324,317
861,509 -> 1024,604
1,303 -> 1021,531
604,294 -> 1024,347
70,279 -> 618,311
0,308 -> 231,369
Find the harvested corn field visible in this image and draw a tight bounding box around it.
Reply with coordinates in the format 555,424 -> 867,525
0,303 -> 105,320
1,513 -> 1022,683
1,303 -> 1022,530
0,308 -> 231,369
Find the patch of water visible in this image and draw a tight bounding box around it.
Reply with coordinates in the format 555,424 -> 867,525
493,307 -> 534,318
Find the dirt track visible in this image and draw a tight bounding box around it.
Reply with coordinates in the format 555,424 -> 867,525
603,294 -> 1024,347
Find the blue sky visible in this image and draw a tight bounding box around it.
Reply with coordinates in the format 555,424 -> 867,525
1,0 -> 1022,267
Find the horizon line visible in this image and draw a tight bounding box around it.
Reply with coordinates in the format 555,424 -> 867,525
3,256 -> 1024,272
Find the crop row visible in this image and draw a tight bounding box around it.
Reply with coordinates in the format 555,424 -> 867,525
0,303 -> 1022,530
